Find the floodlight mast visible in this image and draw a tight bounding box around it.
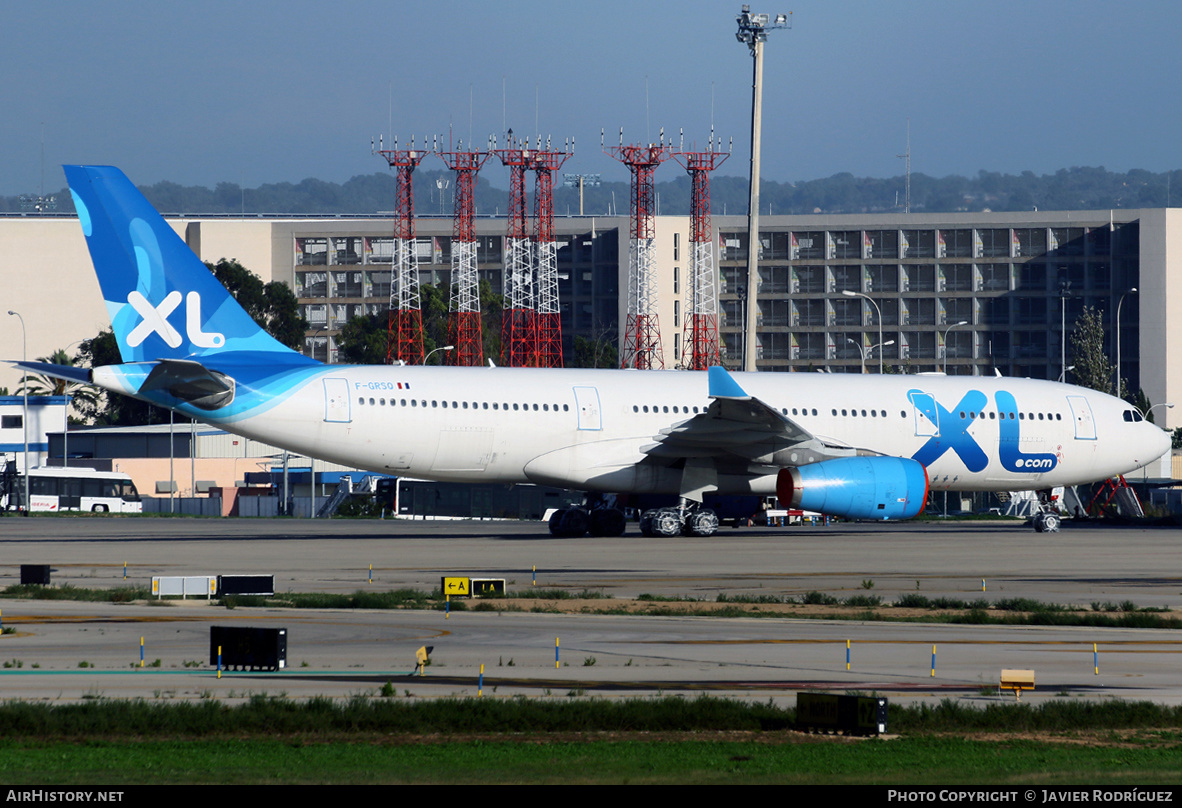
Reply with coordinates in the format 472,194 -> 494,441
735,6 -> 790,373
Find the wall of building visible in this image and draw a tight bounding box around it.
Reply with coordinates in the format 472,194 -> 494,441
0,219 -> 108,393
1136,208 -> 1182,427
0,396 -> 67,472
182,220 -> 281,284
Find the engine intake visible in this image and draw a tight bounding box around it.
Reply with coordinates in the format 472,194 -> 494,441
776,456 -> 928,521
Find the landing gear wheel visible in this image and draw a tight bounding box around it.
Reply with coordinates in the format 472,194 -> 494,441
639,508 -> 682,537
548,507 -> 589,537
682,508 -> 719,537
588,508 -> 627,537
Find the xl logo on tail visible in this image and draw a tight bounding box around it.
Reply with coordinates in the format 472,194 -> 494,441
126,291 -> 225,349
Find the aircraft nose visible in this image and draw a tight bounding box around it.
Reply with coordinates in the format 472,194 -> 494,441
1151,425 -> 1173,460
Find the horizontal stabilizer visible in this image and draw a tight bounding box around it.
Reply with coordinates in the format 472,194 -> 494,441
6,360 -> 92,386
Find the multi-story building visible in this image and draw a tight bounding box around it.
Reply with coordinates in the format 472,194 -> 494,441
714,211 -> 1143,384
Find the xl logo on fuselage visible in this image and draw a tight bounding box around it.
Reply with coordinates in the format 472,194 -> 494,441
908,388 -> 1059,474
126,290 -> 225,349
909,389 -> 989,472
994,390 -> 1059,473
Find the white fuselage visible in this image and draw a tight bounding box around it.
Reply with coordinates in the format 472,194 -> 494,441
206,366 -> 1169,496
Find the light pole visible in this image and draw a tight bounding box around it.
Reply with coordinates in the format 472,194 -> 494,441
736,6 -> 789,373
7,311 -> 28,514
1141,402 -> 1174,425
61,338 -> 86,470
941,320 -> 969,375
1058,279 -> 1071,385
1115,287 -> 1137,397
424,345 -> 455,365
847,338 -> 894,374
841,290 -> 883,373
846,338 -> 865,375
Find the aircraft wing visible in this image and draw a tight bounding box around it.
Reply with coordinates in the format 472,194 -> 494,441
641,367 -> 824,463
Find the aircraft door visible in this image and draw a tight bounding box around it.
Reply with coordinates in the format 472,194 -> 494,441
323,378 -> 352,423
909,391 -> 938,437
1066,395 -> 1097,440
573,386 -> 602,431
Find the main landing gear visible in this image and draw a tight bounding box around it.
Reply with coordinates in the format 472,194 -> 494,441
638,505 -> 719,537
548,505 -> 627,537
547,497 -> 720,538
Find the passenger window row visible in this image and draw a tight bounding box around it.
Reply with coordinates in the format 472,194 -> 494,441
358,397 -> 570,413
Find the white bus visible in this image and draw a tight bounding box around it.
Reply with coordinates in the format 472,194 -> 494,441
2,467 -> 142,513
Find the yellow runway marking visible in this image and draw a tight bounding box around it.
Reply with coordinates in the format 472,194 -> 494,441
647,638 -> 1182,647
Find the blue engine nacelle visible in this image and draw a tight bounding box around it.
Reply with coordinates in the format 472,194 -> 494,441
776,456 -> 929,521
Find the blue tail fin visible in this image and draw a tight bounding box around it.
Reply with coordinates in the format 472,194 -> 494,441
64,165 -> 312,366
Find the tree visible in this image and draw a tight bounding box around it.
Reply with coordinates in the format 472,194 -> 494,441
1068,306 -> 1115,394
15,349 -> 100,422
205,258 -> 307,349
336,313 -> 388,365
335,282 -> 504,366
572,331 -> 619,369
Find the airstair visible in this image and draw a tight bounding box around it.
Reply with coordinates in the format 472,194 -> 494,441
1088,475 -> 1145,518
315,475 -> 379,518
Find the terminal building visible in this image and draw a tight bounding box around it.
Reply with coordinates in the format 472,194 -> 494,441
1,208 -> 1180,431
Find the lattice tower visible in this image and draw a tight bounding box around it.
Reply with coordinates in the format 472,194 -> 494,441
604,129 -> 669,369
492,134 -> 535,366
437,140 -> 491,367
374,137 -> 427,364
672,135 -> 729,370
531,137 -> 572,368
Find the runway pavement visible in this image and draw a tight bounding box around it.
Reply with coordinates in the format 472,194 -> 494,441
0,515 -> 1179,706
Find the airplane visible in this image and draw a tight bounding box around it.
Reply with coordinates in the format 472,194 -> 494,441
11,165 -> 1171,536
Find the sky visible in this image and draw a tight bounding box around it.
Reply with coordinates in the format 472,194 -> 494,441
3,0 -> 1181,196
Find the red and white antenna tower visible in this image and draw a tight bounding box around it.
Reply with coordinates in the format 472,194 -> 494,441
672,130 -> 730,370
436,137 -> 491,367
530,136 -> 572,368
604,128 -> 670,370
373,136 -> 427,365
492,131 -> 535,367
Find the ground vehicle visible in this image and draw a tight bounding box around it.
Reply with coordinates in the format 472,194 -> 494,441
1,467 -> 142,513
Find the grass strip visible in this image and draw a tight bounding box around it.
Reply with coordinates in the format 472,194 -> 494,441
0,584 -> 151,603
4,584 -> 1179,629
0,736 -> 1179,785
0,696 -> 1180,738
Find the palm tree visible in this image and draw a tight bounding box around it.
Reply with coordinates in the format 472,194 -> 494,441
16,349 -> 100,422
